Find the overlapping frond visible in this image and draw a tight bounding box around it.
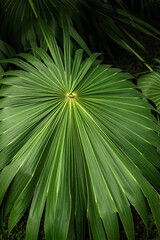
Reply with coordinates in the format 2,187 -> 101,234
138,71 -> 160,114
0,26 -> 160,240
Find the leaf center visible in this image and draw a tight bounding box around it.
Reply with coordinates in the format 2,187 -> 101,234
66,92 -> 76,99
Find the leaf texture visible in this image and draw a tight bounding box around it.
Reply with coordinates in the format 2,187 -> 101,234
0,29 -> 160,240
138,71 -> 160,113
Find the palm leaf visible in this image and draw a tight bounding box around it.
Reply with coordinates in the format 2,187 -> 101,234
0,0 -> 48,51
1,25 -> 160,240
0,40 -> 16,83
1,0 -> 159,64
138,71 -> 160,114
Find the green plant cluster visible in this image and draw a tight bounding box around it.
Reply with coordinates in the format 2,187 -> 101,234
0,1 -> 160,240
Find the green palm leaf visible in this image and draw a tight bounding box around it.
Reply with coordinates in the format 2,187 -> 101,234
138,71 -> 160,114
1,25 -> 160,240
1,0 -> 160,64
0,40 -> 16,75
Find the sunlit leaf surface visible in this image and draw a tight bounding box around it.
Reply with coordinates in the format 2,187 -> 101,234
0,28 -> 160,240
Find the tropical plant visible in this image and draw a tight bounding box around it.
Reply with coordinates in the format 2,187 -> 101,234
1,20 -> 160,240
0,40 -> 16,74
138,62 -> 160,115
1,0 -> 160,65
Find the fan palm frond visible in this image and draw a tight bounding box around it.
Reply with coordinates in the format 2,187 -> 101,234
0,0 -> 48,51
1,0 -> 160,64
138,70 -> 160,114
0,23 -> 160,240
